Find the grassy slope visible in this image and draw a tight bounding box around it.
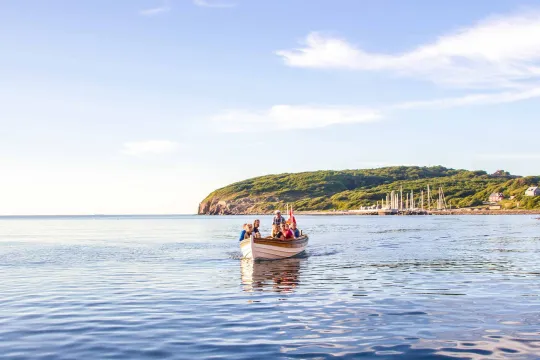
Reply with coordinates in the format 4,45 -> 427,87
202,166 -> 540,211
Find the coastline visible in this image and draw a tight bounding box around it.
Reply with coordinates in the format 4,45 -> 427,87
297,209 -> 540,216
200,209 -> 540,216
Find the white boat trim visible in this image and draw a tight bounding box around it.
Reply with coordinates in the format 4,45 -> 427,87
240,235 -> 309,260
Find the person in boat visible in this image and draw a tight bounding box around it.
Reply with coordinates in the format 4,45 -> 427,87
277,223 -> 294,240
272,210 -> 287,227
271,224 -> 281,238
239,223 -> 248,241
290,222 -> 300,238
239,223 -> 254,241
244,223 -> 254,239
253,219 -> 261,238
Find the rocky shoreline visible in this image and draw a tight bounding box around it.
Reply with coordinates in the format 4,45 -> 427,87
293,209 -> 540,216
198,198 -> 540,216
199,208 -> 540,216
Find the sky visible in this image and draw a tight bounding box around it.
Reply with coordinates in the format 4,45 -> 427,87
1,0 -> 540,215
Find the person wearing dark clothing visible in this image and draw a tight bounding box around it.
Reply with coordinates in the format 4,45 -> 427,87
291,222 -> 300,238
253,219 -> 261,238
272,224 -> 282,238
272,210 -> 287,227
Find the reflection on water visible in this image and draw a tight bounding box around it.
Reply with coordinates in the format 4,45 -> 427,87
1,215 -> 540,359
241,258 -> 303,293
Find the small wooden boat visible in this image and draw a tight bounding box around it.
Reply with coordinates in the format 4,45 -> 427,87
240,235 -> 309,260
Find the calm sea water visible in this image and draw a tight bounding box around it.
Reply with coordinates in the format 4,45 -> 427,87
1,215 -> 539,359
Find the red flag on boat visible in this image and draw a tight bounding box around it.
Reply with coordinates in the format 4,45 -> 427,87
288,205 -> 296,225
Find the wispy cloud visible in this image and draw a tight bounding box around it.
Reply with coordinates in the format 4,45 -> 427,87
139,2 -> 170,16
210,9 -> 540,133
277,11 -> 540,89
391,87 -> 540,110
193,0 -> 236,8
211,86 -> 540,133
121,140 -> 180,156
212,105 -> 381,132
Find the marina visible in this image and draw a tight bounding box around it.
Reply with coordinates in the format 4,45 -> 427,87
371,184 -> 448,214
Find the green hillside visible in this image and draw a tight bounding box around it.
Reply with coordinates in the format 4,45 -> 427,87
198,166 -> 540,214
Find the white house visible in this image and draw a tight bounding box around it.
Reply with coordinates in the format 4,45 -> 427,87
489,192 -> 504,203
525,187 -> 540,197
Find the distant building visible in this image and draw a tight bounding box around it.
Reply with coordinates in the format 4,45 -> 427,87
525,187 -> 540,197
489,192 -> 504,203
492,170 -> 510,177
489,205 -> 502,210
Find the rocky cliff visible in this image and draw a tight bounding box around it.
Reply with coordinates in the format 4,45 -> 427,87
198,197 -> 268,215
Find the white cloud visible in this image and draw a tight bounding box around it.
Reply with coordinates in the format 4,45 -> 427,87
210,87 -> 540,133
276,11 -> 540,89
209,9 -> 540,133
391,87 -> 540,110
139,4 -> 170,16
121,140 -> 180,156
212,105 -> 381,132
193,0 -> 236,8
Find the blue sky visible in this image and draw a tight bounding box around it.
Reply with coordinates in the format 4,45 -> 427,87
1,0 -> 540,214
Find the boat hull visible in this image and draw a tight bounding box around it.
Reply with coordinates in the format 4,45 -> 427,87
240,235 -> 309,260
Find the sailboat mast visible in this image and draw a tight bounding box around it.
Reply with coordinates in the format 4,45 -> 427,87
400,186 -> 403,210
406,193 -> 409,210
441,187 -> 447,209
427,185 -> 431,211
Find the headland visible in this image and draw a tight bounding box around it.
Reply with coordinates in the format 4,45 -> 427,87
198,166 -> 540,215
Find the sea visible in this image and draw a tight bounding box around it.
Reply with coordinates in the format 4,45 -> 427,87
0,215 -> 539,359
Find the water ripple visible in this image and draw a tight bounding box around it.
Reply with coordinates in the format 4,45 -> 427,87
1,215 -> 539,359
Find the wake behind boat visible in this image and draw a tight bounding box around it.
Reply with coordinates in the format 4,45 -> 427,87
240,235 -> 309,260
